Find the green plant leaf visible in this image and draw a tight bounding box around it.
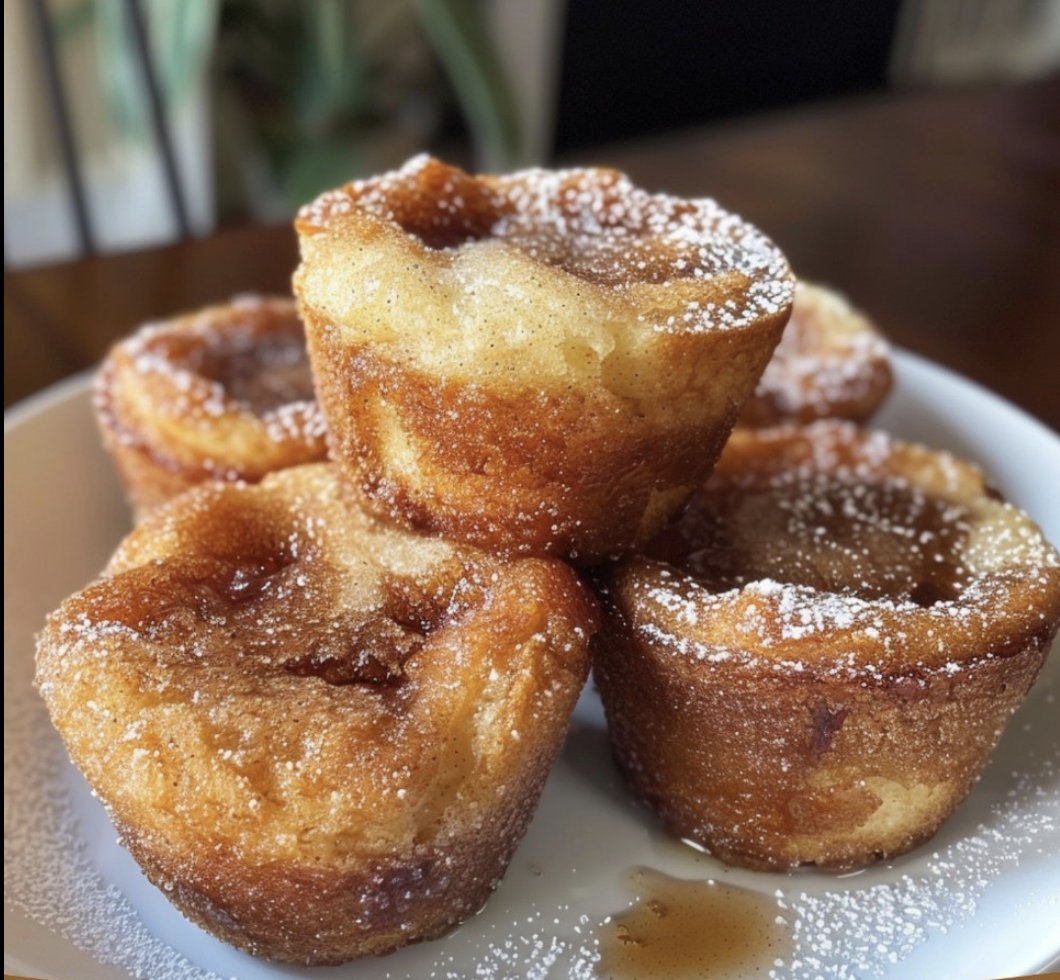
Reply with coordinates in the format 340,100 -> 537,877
53,1 -> 95,40
413,0 -> 524,168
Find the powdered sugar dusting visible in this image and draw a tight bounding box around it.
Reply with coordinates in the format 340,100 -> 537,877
93,294 -> 328,486
775,731 -> 1059,979
5,670 -> 229,980
297,154 -> 794,335
745,281 -> 892,427
386,907 -> 601,980
634,421 -> 1060,673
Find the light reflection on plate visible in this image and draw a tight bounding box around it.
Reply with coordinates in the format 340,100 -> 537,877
5,352 -> 1060,980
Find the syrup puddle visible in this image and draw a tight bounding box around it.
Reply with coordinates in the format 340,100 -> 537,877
597,867 -> 790,980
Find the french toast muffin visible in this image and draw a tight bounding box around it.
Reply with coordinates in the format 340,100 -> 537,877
738,280 -> 892,428
592,422 -> 1060,870
295,155 -> 793,563
36,464 -> 596,963
94,295 -> 327,517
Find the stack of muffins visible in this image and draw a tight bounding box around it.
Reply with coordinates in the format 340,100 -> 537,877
36,156 -> 1060,965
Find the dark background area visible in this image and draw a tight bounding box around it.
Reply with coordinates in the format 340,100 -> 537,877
555,0 -> 904,151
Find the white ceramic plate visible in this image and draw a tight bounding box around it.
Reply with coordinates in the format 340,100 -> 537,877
5,352 -> 1060,980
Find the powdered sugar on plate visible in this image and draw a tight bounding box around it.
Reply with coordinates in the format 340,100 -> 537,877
776,701 -> 1059,979
4,680 -> 229,980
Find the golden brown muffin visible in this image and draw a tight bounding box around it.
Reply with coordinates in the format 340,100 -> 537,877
295,155 -> 793,563
94,295 -> 327,517
738,281 -> 892,428
593,422 -> 1060,871
36,464 -> 595,964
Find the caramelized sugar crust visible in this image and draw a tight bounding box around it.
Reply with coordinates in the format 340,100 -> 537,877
593,422 -> 1060,870
94,296 -> 327,516
737,281 -> 892,428
36,465 -> 595,964
295,155 -> 793,562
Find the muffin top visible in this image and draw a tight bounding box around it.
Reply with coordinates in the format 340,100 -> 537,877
616,422 -> 1060,676
295,155 -> 793,396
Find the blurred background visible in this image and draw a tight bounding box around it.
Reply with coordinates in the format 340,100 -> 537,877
6,0 -> 1059,265
4,0 -> 1060,425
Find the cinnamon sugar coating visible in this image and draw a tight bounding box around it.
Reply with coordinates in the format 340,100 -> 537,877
36,464 -> 595,964
593,422 -> 1060,870
94,296 -> 327,517
738,281 -> 893,428
295,155 -> 793,563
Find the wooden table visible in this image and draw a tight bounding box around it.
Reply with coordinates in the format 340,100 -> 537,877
6,75 -> 1059,432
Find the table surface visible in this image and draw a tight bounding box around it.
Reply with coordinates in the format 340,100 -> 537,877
5,75 -> 1059,433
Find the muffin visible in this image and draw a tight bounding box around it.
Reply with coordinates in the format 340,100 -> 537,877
295,154 -> 793,563
94,295 -> 327,516
593,422 -> 1060,870
36,464 -> 596,962
738,280 -> 892,428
